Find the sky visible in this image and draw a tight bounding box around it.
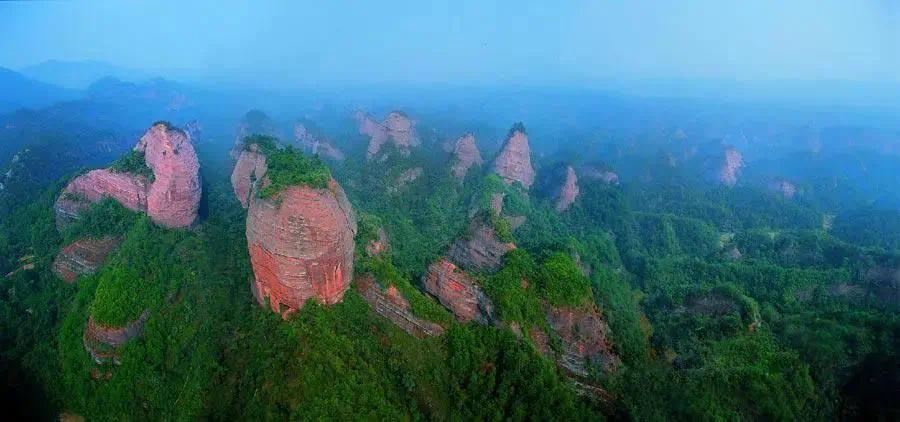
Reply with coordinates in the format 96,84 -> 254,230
1,0 -> 897,88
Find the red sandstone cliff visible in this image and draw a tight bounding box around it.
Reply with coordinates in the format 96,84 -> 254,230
545,306 -> 619,377
52,236 -> 122,283
451,133 -> 484,179
54,122 -> 201,229
354,110 -> 419,159
357,275 -> 444,337
137,123 -> 202,228
246,179 -> 357,316
422,258 -> 494,324
231,144 -> 268,209
555,166 -> 580,212
492,126 -> 534,188
447,218 -> 516,273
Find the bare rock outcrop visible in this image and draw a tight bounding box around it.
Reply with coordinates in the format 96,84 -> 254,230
354,110 -> 419,159
83,310 -> 149,365
52,236 -> 122,283
492,124 -> 534,188
246,179 -> 357,316
54,122 -> 200,229
357,275 -> 444,337
230,144 -> 267,209
717,147 -> 744,187
451,133 -> 484,179
55,170 -> 149,230
581,165 -> 619,185
555,166 -> 580,212
422,258 -> 494,324
546,306 -> 619,377
769,179 -> 797,199
293,121 -> 345,161
447,219 -> 516,273
365,227 -> 389,257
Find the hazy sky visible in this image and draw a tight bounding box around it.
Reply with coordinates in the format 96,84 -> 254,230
1,0 -> 897,87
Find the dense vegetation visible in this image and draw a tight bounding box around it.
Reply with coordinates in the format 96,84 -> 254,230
108,149 -> 154,180
1,112 -> 898,421
243,134 -> 331,197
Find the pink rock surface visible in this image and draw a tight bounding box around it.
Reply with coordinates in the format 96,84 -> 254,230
354,110 -> 419,159
546,305 -> 620,377
137,124 -> 201,228
231,146 -> 268,209
357,275 -> 444,337
555,166 -> 580,212
492,128 -> 534,188
422,258 -> 494,324
54,123 -> 201,229
52,236 -> 122,283
447,219 -> 516,273
293,122 -> 345,161
451,133 -> 484,179
365,227 -> 389,257
246,179 -> 357,316
55,169 -> 149,229
718,147 -> 744,187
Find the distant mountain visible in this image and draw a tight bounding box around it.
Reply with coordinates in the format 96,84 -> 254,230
19,59 -> 151,90
0,67 -> 77,113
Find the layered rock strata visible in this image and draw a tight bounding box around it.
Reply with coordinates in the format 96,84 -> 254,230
246,179 -> 357,316
357,275 -> 444,337
54,123 -> 200,229
422,258 -> 494,324
83,310 -> 150,365
447,219 -> 516,273
52,236 -> 122,283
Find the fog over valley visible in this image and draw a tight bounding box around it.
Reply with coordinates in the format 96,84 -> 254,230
1,2 -> 899,420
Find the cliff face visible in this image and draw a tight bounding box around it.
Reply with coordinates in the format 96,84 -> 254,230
137,124 -> 201,228
546,306 -> 620,377
447,219 -> 516,273
717,147 -> 744,187
54,123 -> 201,229
422,258 -> 494,324
451,133 -> 484,179
492,128 -> 534,188
52,236 -> 121,283
246,179 -> 357,316
55,170 -> 149,229
354,110 -> 419,159
357,275 -> 444,337
581,165 -> 619,185
230,145 -> 267,209
555,166 -> 580,212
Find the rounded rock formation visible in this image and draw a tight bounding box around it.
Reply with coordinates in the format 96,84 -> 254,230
246,179 -> 357,316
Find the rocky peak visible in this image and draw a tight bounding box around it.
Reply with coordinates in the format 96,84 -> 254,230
292,121 -> 345,162
54,122 -> 201,229
717,147 -> 743,187
451,133 -> 484,179
354,109 -> 419,160
555,166 -> 580,212
492,123 -> 534,188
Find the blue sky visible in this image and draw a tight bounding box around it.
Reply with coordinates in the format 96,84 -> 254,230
1,0 -> 897,86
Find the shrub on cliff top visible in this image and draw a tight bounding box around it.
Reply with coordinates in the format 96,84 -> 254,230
243,135 -> 331,197
109,149 -> 154,181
